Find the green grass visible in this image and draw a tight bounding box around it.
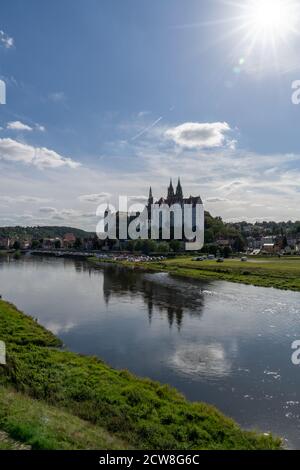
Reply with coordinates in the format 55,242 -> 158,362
89,256 -> 300,292
156,257 -> 300,291
0,386 -> 128,450
0,299 -> 282,450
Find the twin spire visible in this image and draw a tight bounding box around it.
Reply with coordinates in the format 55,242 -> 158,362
148,178 -> 183,205
168,178 -> 182,199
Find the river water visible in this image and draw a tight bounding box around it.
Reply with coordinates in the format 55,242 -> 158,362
0,255 -> 300,448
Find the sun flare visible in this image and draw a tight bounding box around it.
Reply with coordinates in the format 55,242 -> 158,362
244,0 -> 299,42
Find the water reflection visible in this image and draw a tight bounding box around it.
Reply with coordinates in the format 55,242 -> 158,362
102,264 -> 207,329
171,342 -> 232,379
1,255 -> 300,448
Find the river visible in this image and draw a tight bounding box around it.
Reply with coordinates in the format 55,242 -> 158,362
0,255 -> 300,448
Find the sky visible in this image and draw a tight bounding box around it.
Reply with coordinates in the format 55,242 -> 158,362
1,0 -> 300,230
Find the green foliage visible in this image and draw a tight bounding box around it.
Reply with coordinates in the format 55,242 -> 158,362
74,237 -> 83,249
0,301 -> 61,347
31,240 -> 40,249
157,242 -> 170,253
0,386 -> 128,450
0,226 -> 92,241
170,240 -> 182,252
157,257 -> 300,292
204,212 -> 245,251
54,240 -> 61,249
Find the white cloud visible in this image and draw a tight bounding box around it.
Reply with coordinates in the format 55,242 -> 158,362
0,195 -> 50,204
165,122 -> 234,149
7,121 -> 33,131
1,122 -> 300,229
78,193 -> 111,203
0,30 -> 14,49
128,195 -> 148,203
7,121 -> 46,132
0,138 -> 81,169
205,197 -> 228,203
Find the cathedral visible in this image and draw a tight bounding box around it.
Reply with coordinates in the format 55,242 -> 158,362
147,178 -> 202,213
101,179 -> 203,247
145,179 -> 203,241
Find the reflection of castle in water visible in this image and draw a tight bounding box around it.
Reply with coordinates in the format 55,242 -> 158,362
102,265 -> 207,329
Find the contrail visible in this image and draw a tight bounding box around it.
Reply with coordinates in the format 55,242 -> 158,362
131,116 -> 163,142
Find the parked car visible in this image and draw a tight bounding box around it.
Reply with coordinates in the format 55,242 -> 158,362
241,257 -> 248,262
216,258 -> 224,263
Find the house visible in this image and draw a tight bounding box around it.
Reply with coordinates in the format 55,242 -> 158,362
63,233 -> 76,248
42,238 -> 62,249
21,240 -> 31,250
262,243 -> 280,254
0,237 -> 10,249
246,237 -> 262,250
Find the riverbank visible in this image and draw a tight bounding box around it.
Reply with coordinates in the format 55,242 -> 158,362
0,298 -> 281,450
88,256 -> 300,292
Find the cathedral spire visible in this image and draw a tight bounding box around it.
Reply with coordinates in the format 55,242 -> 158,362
148,186 -> 153,206
176,177 -> 183,201
167,179 -> 174,201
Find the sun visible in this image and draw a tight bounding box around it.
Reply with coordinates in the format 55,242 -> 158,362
243,0 -> 299,42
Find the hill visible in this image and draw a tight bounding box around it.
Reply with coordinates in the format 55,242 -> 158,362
0,226 -> 93,240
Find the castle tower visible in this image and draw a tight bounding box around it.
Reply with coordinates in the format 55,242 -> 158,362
147,187 -> 153,218
175,177 -> 183,202
167,179 -> 174,204
148,187 -> 153,206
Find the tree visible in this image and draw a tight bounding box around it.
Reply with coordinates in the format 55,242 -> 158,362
13,240 -> 21,250
55,240 -> 61,249
92,236 -> 102,250
74,237 -> 83,250
31,240 -> 40,249
282,235 -> 288,249
233,235 -> 246,252
157,242 -> 170,253
125,240 -> 135,252
141,239 -> 157,254
170,240 -> 181,252
134,239 -> 143,252
223,246 -> 232,258
208,244 -> 218,256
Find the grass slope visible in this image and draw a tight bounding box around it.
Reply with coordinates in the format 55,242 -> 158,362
0,299 -> 282,450
158,257 -> 300,291
89,256 -> 300,292
0,386 -> 127,450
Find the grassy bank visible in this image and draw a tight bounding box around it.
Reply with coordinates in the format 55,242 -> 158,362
89,256 -> 300,292
0,386 -> 127,450
0,299 -> 282,450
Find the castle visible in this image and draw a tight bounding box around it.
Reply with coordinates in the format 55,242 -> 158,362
102,179 -> 203,246
147,178 -> 202,214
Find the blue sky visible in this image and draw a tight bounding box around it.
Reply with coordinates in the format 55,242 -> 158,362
1,0 -> 300,229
